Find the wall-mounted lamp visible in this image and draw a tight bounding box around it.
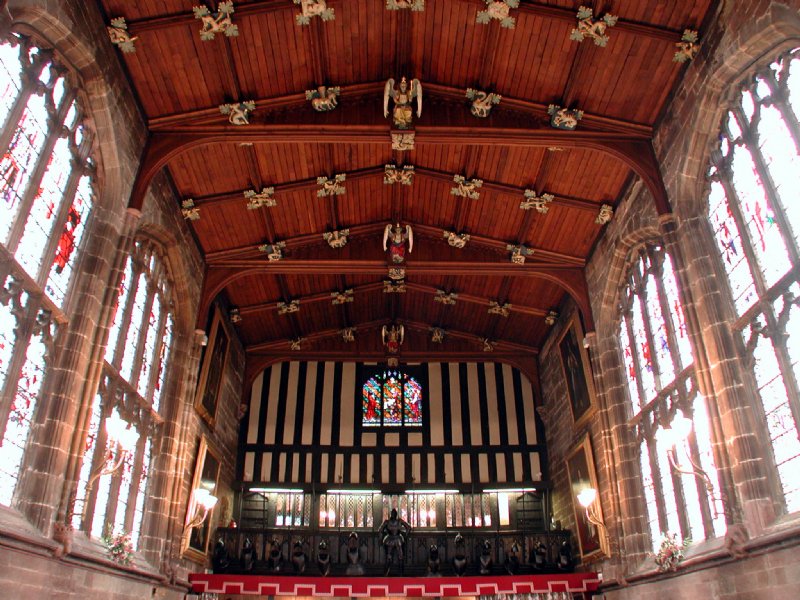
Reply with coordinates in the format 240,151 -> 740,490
656,409 -> 718,515
87,412 -> 139,489
185,488 -> 219,530
576,487 -> 610,548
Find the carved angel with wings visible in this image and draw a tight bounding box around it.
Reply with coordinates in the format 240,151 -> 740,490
383,77 -> 422,129
382,324 -> 405,354
383,223 -> 413,264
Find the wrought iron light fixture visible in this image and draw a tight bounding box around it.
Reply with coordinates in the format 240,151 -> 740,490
87,411 -> 139,488
576,487 -> 610,547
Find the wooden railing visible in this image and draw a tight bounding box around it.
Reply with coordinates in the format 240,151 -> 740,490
211,527 -> 574,576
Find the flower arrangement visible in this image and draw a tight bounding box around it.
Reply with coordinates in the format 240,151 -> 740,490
653,532 -> 690,572
103,531 -> 134,566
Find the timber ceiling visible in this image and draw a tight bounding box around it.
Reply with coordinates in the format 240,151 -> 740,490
100,0 -> 713,373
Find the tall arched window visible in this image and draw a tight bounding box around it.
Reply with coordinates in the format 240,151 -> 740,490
0,34 -> 95,505
707,47 -> 800,513
72,239 -> 174,549
618,244 -> 726,549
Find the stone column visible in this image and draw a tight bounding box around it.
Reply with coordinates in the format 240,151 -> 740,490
14,208 -> 140,536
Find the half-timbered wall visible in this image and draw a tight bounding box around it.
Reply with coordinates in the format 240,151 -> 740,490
242,362 -> 545,487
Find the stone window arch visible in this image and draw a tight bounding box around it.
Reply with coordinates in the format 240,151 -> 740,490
71,238 -> 175,549
0,33 -> 96,505
617,242 -> 726,550
706,47 -> 800,514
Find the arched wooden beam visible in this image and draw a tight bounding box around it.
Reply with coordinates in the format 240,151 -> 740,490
246,318 -> 538,355
129,126 -> 669,217
196,260 -> 594,336
205,220 -> 584,267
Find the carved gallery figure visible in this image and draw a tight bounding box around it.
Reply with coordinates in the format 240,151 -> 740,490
0,1 -> 798,600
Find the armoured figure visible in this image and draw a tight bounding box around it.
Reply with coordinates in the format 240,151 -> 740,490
379,508 -> 412,575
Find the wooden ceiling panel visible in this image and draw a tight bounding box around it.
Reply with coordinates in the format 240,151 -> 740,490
323,0 -> 392,84
232,11 -> 315,100
108,0 -> 715,361
225,273 -> 284,307
493,16 -> 576,102
102,1 -> 187,22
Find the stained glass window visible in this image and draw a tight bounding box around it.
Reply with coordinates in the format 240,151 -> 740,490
361,369 -> 423,427
0,34 -> 94,506
619,244 -> 726,550
73,240 -> 173,548
707,47 -> 800,513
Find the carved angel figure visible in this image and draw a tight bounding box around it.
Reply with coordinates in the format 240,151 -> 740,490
383,223 -> 413,264
306,85 -> 340,112
382,324 -> 405,354
384,77 -> 422,129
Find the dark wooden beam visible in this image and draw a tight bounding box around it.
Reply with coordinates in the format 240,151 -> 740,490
148,81 -> 652,135
234,280 -> 549,319
246,317 -> 538,355
202,219 -> 585,266
129,125 -> 668,218
186,163 -> 602,216
198,260 -> 594,335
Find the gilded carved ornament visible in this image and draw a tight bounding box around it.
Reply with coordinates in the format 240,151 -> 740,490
295,0 -> 335,25
570,6 -> 618,47
306,86 -> 340,112
476,1 -> 519,29
244,187 -> 276,209
520,190 -> 554,213
323,229 -> 350,248
181,199 -> 200,221
451,175 -> 483,199
193,2 -> 238,40
219,101 -> 255,125
107,18 -> 137,53
465,88 -> 501,118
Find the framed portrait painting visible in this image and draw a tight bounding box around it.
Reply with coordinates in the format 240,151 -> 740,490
565,435 -> 608,559
557,313 -> 597,428
182,435 -> 222,561
194,305 -> 230,429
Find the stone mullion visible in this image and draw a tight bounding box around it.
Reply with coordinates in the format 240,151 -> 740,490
0,39 -> 46,159
144,299 -> 168,403
667,213 -> 777,532
4,88 -> 76,258
668,444 -> 692,541
102,446 -> 125,537
109,260 -> 142,374
623,309 -> 648,412
645,431 -> 670,536
126,284 -> 156,396
736,107 -> 800,267
0,290 -> 40,444
34,122 -> 94,292
651,247 -> 685,374
765,301 -> 800,445
57,209 -> 141,530
139,328 -> 205,570
637,270 -> 666,397
587,330 -> 650,566
686,426 -> 717,539
80,398 -> 111,533
123,426 -> 147,535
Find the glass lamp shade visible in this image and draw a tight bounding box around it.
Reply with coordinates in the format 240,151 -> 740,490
577,487 -> 597,508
